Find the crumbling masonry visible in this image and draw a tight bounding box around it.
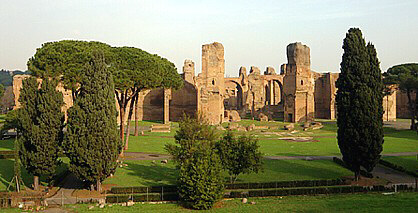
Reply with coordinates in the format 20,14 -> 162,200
14,42 -> 405,124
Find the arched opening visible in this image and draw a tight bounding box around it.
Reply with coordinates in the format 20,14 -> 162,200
224,80 -> 243,110
266,80 -> 283,105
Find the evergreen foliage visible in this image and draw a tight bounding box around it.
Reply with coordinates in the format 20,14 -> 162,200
27,40 -> 112,97
217,131 -> 263,183
336,28 -> 384,179
17,77 -> 64,188
166,116 -> 224,210
0,84 -> 4,98
63,52 -> 122,190
28,40 -> 184,146
383,63 -> 418,130
0,109 -> 20,137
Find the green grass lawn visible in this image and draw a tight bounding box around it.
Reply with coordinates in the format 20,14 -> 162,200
103,159 -> 352,187
0,158 -> 69,191
382,155 -> 417,174
0,114 -> 6,123
5,192 -> 410,212
0,138 -> 14,151
123,119 -> 417,156
1,120 -> 416,156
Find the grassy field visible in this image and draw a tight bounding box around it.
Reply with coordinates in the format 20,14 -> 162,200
123,119 -> 417,156
0,158 -> 69,191
103,159 -> 352,187
1,120 -> 416,156
382,155 -> 417,174
0,192 -> 412,212
0,138 -> 14,151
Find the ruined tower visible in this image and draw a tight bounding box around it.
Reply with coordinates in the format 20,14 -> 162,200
197,42 -> 225,124
283,42 -> 315,122
182,59 -> 195,84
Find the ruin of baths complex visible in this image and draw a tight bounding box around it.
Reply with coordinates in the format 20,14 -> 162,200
14,42 -> 401,124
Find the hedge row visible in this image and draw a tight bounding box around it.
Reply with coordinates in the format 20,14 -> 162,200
332,157 -> 373,178
109,179 -> 345,195
379,159 -> 417,178
225,179 -> 345,190
0,150 -> 14,159
0,151 -> 14,155
106,192 -> 179,203
225,184 -> 414,198
0,154 -> 14,159
110,185 -> 178,194
106,184 -> 414,203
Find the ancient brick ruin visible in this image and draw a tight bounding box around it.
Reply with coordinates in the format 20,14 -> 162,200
14,42 -> 407,124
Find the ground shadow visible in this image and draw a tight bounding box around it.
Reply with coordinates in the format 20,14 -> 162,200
122,162 -> 178,186
234,159 -> 352,183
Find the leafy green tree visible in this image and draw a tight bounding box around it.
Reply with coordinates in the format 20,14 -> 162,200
17,77 -> 64,190
336,28 -> 384,180
383,63 -> 418,130
63,52 -> 122,191
0,83 -> 4,99
28,40 -> 113,99
166,116 -> 224,210
28,40 -> 183,151
217,131 -> 263,183
111,47 -> 183,150
0,109 -> 20,137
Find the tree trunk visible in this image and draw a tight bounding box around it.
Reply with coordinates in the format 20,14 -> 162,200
124,93 -> 137,150
414,91 -> 417,131
96,180 -> 102,193
34,175 -> 39,191
120,99 -> 126,142
134,93 -> 140,136
354,171 -> 360,181
406,91 -> 416,130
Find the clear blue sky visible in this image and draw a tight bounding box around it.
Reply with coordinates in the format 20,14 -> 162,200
1,0 -> 417,76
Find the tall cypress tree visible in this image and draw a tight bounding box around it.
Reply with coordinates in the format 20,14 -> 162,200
18,77 -> 64,191
64,52 -> 122,191
336,28 -> 384,180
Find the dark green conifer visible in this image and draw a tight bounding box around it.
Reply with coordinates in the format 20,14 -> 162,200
18,77 -> 64,190
336,28 -> 384,180
64,52 -> 122,191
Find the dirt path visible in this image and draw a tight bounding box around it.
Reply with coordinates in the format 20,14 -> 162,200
373,164 -> 416,184
264,152 -> 418,160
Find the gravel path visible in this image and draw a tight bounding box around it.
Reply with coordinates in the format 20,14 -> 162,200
264,152 -> 418,160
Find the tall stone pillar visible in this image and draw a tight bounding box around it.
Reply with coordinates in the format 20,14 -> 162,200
198,42 -> 225,124
283,42 -> 315,123
163,88 -> 171,124
270,80 -> 274,105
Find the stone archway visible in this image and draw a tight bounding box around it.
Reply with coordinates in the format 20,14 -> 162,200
265,79 -> 284,105
224,80 -> 243,110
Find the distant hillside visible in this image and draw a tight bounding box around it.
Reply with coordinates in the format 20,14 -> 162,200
0,69 -> 29,86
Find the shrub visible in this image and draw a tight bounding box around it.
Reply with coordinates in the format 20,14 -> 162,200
217,131 -> 263,183
166,116 -> 224,210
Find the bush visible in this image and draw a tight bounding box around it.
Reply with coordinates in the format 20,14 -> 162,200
217,131 -> 263,183
166,116 -> 224,210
